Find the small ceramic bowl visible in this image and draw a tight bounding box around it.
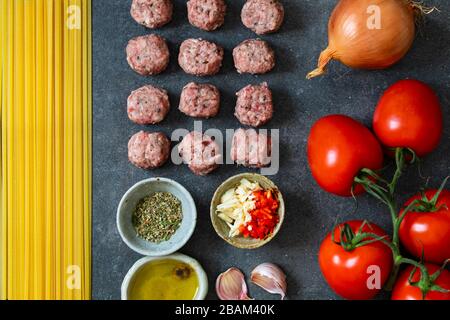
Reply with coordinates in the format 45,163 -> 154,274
210,173 -> 285,249
117,178 -> 196,256
121,253 -> 208,300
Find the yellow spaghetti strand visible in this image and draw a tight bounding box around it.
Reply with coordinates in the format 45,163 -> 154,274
0,0 -> 6,300
73,0 -> 83,300
45,0 -> 55,300
5,0 -> 14,300
54,0 -> 64,298
83,0 -> 92,299
13,0 -> 26,299
64,0 -> 74,300
26,0 -> 37,299
34,0 -> 46,299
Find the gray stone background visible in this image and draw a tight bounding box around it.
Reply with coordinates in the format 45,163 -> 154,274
93,0 -> 450,300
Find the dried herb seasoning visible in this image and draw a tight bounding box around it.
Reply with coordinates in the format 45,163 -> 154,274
132,192 -> 183,243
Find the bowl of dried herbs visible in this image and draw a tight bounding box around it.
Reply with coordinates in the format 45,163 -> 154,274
117,178 -> 197,256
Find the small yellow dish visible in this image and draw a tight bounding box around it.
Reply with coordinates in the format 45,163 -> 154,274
121,254 -> 208,300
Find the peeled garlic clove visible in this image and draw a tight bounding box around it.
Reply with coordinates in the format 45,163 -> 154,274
216,267 -> 252,300
251,263 -> 287,300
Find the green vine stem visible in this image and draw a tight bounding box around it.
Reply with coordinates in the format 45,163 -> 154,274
353,147 -> 436,293
331,221 -> 388,252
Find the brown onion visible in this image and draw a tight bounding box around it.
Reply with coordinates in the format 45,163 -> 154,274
307,0 -> 416,79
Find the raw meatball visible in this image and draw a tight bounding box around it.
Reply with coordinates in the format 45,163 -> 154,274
233,39 -> 275,74
179,82 -> 220,118
187,0 -> 227,31
178,38 -> 224,76
231,128 -> 272,168
128,131 -> 171,169
178,131 -> 221,175
241,0 -> 284,35
130,0 -> 173,29
127,85 -> 170,125
126,34 -> 169,76
235,82 -> 273,127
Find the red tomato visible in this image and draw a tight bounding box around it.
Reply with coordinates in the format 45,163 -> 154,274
373,79 -> 442,157
391,263 -> 450,300
319,220 -> 393,300
399,190 -> 450,264
307,115 -> 384,196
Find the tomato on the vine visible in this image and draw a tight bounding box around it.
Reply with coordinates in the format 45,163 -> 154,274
373,79 -> 442,157
319,220 -> 393,300
391,263 -> 450,300
307,115 -> 384,196
399,189 -> 450,264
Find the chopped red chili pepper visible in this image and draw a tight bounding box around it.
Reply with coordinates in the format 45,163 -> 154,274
241,189 -> 279,240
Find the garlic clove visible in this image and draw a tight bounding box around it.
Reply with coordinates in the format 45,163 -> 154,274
216,267 -> 252,300
251,263 -> 287,300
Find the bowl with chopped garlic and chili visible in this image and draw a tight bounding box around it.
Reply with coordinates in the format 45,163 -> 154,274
210,173 -> 285,249
117,177 -> 197,256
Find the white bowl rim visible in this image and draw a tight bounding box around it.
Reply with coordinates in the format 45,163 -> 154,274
121,253 -> 208,300
117,177 -> 197,256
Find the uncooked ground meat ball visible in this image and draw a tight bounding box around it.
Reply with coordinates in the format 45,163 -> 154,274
130,0 -> 173,29
178,131 -> 221,175
128,131 -> 171,169
127,85 -> 170,125
235,82 -> 273,127
187,0 -> 227,31
231,128 -> 272,168
233,39 -> 275,74
178,38 -> 224,76
126,34 -> 170,75
241,0 -> 284,35
179,82 -> 220,118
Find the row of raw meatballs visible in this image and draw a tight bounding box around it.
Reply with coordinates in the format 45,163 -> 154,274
131,0 -> 284,35
128,82 -> 273,128
127,36 -> 276,76
129,129 -> 272,176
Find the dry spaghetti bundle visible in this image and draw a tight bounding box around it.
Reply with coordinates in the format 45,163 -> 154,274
0,0 -> 91,300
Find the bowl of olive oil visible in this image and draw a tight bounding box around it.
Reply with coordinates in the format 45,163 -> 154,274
121,254 -> 208,300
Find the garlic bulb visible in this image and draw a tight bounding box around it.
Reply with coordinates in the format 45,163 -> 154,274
216,267 -> 252,300
251,263 -> 287,300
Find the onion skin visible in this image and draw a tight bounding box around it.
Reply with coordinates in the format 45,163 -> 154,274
307,0 -> 416,79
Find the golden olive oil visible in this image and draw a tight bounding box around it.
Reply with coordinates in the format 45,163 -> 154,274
128,259 -> 199,300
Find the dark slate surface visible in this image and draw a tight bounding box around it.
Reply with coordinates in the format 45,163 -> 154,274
92,0 -> 450,300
